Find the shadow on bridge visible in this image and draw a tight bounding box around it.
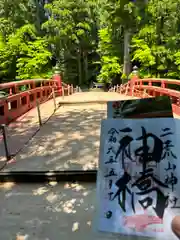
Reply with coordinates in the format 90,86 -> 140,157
3,104 -> 106,172
0,99 -> 56,168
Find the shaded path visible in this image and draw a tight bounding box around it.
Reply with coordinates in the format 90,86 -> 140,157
4,104 -> 105,171
2,92 -> 135,171
0,97 -> 60,166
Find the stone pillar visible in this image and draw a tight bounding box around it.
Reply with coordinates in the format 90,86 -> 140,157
52,65 -> 62,96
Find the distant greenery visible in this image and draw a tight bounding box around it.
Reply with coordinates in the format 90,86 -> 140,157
1,0 -> 180,85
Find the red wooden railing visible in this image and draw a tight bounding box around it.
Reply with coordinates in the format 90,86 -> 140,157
117,75 -> 180,115
0,74 -> 74,124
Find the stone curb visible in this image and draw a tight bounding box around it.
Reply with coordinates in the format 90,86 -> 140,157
58,100 -> 110,105
0,170 -> 97,183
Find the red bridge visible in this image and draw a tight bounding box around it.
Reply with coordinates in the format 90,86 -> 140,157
1,73 -> 180,125
0,72 -> 179,172
0,74 -> 74,124
118,74 -> 180,116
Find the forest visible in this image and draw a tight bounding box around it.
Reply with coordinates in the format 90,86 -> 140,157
1,0 -> 180,86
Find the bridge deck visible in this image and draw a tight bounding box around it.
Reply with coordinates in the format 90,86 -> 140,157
1,92 -> 134,171
0,92 -> 178,240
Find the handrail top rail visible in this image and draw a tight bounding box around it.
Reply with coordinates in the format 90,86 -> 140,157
0,85 -> 55,103
0,81 -> 70,103
0,78 -> 58,90
134,78 -> 180,85
137,85 -> 180,96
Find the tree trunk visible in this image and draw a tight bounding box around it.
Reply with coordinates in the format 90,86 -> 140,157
77,48 -> 82,86
84,51 -> 88,85
123,29 -> 131,81
34,0 -> 41,34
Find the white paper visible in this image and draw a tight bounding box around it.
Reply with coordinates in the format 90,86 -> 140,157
96,118 -> 180,239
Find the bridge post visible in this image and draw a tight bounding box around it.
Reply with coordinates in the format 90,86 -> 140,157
161,80 -> 166,89
71,84 -> 73,94
67,85 -> 70,95
53,65 -> 62,96
130,66 -> 139,96
62,86 -> 65,99
1,124 -> 11,161
36,100 -> 42,126
52,88 -> 56,111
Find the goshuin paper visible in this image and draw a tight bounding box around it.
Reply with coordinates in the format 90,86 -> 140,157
107,96 -> 173,119
96,118 -> 180,239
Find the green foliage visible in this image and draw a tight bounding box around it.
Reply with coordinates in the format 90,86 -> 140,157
2,0 -> 180,84
97,56 -> 121,83
16,38 -> 51,79
97,26 -> 123,83
0,24 -> 51,80
131,0 -> 180,79
42,0 -> 99,85
132,38 -> 155,67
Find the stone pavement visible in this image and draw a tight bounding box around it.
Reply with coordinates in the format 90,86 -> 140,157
0,182 -> 157,240
2,92 -> 135,171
